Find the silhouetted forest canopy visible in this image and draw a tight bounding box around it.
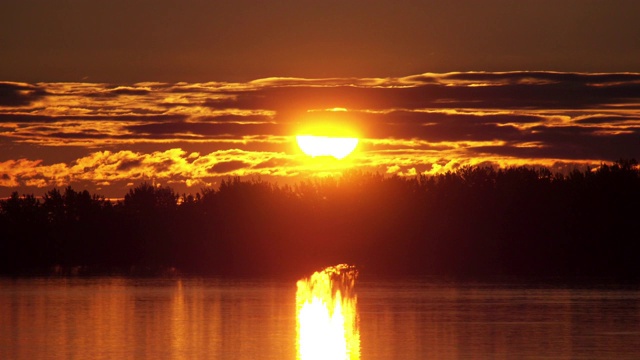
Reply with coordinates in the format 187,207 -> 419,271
1,160 -> 639,279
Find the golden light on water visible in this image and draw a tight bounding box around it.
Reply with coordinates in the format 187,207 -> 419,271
296,135 -> 359,160
296,264 -> 360,360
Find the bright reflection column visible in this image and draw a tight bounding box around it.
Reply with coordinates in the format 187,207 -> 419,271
296,264 -> 360,360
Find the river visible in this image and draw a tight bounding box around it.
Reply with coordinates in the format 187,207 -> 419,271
1,277 -> 638,359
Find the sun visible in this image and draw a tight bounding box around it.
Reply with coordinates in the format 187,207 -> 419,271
296,135 -> 359,160
295,113 -> 361,160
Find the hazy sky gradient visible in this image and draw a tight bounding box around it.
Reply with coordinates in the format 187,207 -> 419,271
1,1 -> 639,197
2,0 -> 640,83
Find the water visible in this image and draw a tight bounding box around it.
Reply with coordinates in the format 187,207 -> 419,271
1,277 -> 638,359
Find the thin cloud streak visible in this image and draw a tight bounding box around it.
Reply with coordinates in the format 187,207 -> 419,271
1,72 -> 639,196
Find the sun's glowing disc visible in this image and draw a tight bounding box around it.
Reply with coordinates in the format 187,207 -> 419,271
296,264 -> 360,360
296,135 -> 359,160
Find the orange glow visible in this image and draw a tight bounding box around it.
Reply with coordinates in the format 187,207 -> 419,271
296,135 -> 359,160
296,264 -> 360,360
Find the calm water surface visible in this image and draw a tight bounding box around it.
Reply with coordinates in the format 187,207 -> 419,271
1,277 -> 638,359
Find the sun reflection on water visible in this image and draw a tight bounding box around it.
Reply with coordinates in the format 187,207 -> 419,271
296,264 -> 360,360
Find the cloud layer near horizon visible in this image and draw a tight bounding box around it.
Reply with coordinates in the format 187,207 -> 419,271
1,72 -> 639,196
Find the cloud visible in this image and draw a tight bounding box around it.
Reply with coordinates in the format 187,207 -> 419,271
208,160 -> 250,174
0,148 -> 300,190
100,85 -> 152,97
209,72 -> 640,112
0,82 -> 47,107
573,114 -> 639,124
124,118 -> 283,138
116,158 -> 143,171
252,157 -> 297,170
1,72 -> 639,196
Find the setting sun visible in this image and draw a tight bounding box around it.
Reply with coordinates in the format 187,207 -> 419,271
296,135 -> 359,160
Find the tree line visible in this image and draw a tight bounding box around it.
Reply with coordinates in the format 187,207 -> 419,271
1,159 -> 638,280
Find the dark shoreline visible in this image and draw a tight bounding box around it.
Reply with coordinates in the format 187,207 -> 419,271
2,161 -> 639,281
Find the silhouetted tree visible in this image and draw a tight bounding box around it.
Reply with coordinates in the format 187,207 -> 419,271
0,192 -> 46,272
1,160 -> 638,279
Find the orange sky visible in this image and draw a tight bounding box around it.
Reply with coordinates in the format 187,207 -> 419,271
1,1 -> 640,196
2,1 -> 640,83
1,72 -> 639,197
